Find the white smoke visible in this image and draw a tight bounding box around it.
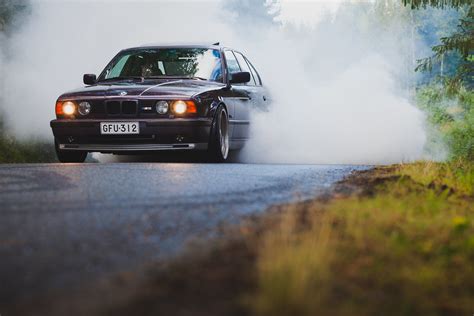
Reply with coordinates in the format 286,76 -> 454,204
244,54 -> 426,164
1,0 -> 427,164
232,1 -> 427,164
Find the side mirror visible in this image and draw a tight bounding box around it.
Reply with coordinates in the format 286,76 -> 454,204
83,74 -> 97,85
229,72 -> 251,84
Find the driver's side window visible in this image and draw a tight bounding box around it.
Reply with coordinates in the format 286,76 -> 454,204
224,51 -> 241,75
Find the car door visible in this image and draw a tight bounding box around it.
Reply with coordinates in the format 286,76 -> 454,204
233,51 -> 269,140
232,50 -> 269,140
243,54 -> 268,110
222,50 -> 252,140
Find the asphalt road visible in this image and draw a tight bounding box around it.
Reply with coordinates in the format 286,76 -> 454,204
0,163 -> 362,306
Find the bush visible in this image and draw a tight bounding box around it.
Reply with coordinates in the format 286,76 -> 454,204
417,84 -> 474,161
448,108 -> 474,160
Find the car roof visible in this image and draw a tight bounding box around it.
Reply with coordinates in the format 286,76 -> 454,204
123,42 -> 225,51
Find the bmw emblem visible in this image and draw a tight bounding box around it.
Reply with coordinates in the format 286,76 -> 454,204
119,91 -> 127,96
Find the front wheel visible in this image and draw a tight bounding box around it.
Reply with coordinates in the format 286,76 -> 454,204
207,106 -> 229,162
55,139 -> 87,163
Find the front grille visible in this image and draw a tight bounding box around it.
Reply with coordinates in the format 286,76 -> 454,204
106,101 -> 121,115
105,100 -> 138,116
122,101 -> 138,114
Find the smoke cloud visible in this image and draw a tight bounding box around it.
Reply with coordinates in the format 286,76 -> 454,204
0,0 -> 428,164
235,2 -> 428,164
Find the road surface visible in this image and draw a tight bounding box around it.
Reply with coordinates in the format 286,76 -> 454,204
0,163 -> 363,307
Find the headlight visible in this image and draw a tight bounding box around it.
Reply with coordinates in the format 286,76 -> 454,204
171,101 -> 197,115
156,101 -> 169,114
62,101 -> 76,115
78,101 -> 91,116
172,101 -> 187,115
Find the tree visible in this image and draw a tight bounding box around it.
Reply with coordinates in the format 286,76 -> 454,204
403,0 -> 473,90
223,0 -> 280,27
0,0 -> 30,34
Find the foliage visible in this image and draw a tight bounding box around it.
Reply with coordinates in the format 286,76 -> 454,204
222,0 -> 280,27
448,107 -> 474,159
252,162 -> 474,316
417,83 -> 474,160
404,0 -> 473,89
0,133 -> 56,163
0,0 -> 29,34
403,0 -> 472,9
414,7 -> 463,83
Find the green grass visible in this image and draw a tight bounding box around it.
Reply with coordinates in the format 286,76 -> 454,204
400,161 -> 474,195
0,133 -> 56,163
252,162 -> 474,316
0,114 -> 55,163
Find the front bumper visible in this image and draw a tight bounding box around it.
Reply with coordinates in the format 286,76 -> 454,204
51,118 -> 212,153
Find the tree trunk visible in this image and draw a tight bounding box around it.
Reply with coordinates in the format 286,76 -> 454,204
440,53 -> 444,77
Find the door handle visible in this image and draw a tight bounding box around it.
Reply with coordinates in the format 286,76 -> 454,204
263,96 -> 267,101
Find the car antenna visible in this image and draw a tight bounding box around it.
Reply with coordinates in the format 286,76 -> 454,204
212,42 -> 220,46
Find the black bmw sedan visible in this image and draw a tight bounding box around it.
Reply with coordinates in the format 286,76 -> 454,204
50,43 -> 268,163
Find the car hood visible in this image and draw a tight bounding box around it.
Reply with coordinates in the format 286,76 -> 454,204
59,79 -> 225,100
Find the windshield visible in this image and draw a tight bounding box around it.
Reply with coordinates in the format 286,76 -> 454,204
98,48 -> 223,82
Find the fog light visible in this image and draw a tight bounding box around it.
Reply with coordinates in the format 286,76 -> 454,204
78,101 -> 91,116
62,101 -> 76,115
173,101 -> 187,115
156,101 -> 169,114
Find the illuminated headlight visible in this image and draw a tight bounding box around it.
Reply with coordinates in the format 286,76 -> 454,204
62,101 -> 76,115
156,101 -> 169,114
78,101 -> 91,116
172,101 -> 187,115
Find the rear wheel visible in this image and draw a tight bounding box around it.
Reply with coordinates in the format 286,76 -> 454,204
207,106 -> 229,162
55,139 -> 87,163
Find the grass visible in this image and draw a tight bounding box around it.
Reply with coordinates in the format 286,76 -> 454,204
0,133 -> 56,163
0,114 -> 56,163
252,162 -> 474,316
400,160 -> 474,195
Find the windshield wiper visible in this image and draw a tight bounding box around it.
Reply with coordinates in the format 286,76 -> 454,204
97,76 -> 144,83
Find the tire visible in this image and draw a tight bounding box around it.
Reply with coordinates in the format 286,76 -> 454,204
207,106 -> 230,162
55,139 -> 87,163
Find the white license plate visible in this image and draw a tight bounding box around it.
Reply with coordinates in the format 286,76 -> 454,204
100,122 -> 140,135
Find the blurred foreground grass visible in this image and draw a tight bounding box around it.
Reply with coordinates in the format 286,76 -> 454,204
8,162 -> 473,316
253,161 -> 474,316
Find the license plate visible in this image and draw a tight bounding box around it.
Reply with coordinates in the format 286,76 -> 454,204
100,122 -> 140,135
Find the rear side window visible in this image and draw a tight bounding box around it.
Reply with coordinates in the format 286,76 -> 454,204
224,51 -> 241,74
234,52 -> 256,85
